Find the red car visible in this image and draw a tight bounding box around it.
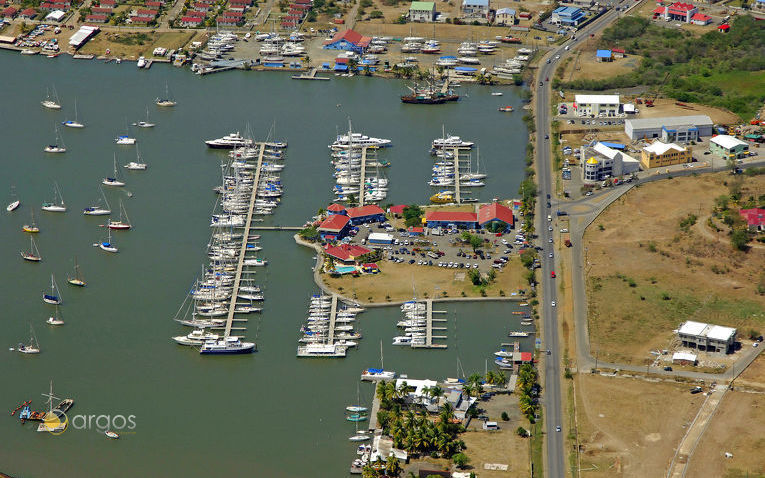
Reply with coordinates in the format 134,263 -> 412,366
551,271 -> 556,278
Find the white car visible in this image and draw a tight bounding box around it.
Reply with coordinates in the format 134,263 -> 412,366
549,252 -> 553,258
551,301 -> 556,307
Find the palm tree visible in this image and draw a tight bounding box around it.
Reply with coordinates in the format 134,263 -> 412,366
385,455 -> 402,477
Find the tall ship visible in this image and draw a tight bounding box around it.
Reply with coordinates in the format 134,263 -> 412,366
401,80 -> 459,104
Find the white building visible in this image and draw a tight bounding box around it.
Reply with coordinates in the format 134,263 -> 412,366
408,1 -> 436,22
581,142 -> 640,183
677,321 -> 737,354
494,7 -> 515,25
574,94 -> 620,117
624,115 -> 714,142
461,0 -> 489,17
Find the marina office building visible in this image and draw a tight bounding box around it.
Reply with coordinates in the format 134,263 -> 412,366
580,142 -> 640,183
573,94 -> 620,117
624,115 -> 714,142
677,320 -> 737,354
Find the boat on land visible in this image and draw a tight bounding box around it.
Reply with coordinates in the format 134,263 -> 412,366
16,325 -> 40,354
83,187 -> 111,215
43,274 -> 62,304
41,182 -> 67,212
41,86 -> 62,109
62,98 -> 84,128
102,155 -> 126,187
199,336 -> 255,355
44,126 -> 67,153
155,82 -> 176,107
21,236 -> 42,262
67,257 -> 86,287
47,305 -> 64,326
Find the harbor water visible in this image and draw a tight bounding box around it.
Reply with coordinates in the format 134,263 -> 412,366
0,53 -> 530,477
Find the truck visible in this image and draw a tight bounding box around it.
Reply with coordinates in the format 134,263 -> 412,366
563,235 -> 572,247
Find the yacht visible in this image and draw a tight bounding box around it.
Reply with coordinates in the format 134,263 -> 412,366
83,188 -> 111,215
360,368 -> 396,381
173,329 -> 223,346
103,156 -> 125,187
205,132 -> 253,149
432,135 -> 474,149
115,135 -> 137,145
62,99 -> 84,128
296,343 -> 348,358
136,56 -> 146,68
200,336 -> 255,355
43,144 -> 66,153
330,133 -> 392,149
41,89 -> 61,109
124,149 -> 147,170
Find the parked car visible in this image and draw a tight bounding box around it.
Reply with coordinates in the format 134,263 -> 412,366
551,271 -> 556,278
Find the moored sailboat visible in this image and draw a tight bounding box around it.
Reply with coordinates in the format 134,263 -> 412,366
43,274 -> 62,304
47,305 -> 65,326
61,98 -> 84,128
107,200 -> 131,230
41,182 -> 67,212
67,257 -> 86,287
21,235 -> 42,262
83,187 -> 111,216
102,155 -> 126,187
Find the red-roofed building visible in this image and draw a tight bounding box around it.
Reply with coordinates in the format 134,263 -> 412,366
19,7 -> 37,18
718,23 -> 730,32
135,8 -> 157,17
217,15 -> 241,25
130,15 -> 153,23
520,352 -> 532,363
180,15 -> 204,25
327,203 -> 347,215
85,13 -> 109,22
661,1 -> 697,22
652,6 -> 665,15
388,204 -> 407,216
323,29 -> 372,54
611,47 -> 625,58
145,1 -> 162,7
186,9 -> 205,17
478,202 -> 515,230
407,226 -> 424,235
40,2 -> 54,10
100,0 -> 116,6
425,210 -> 478,229
91,7 -> 113,14
324,243 -> 371,264
191,1 -> 211,11
2,6 -> 18,18
345,205 -> 385,225
690,12 -> 711,25
318,214 -> 351,241
739,208 -> 765,231
361,263 -> 379,273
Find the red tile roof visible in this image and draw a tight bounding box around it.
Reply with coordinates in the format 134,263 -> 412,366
130,15 -> 152,21
740,208 -> 765,227
91,7 -> 113,13
3,6 -> 17,15
346,204 -> 384,218
181,15 -> 204,22
478,202 -> 514,226
667,1 -> 695,12
318,214 -> 350,232
388,204 -> 407,214
611,48 -> 625,53
136,8 -> 157,15
145,1 -> 162,7
186,10 -> 205,16
323,29 -> 371,48
652,6 -> 665,13
425,211 -> 478,223
324,243 -> 371,261
520,352 -> 532,362
100,0 -> 115,4
86,13 -> 108,20
327,203 -> 347,212
20,7 -> 36,15
691,12 -> 710,21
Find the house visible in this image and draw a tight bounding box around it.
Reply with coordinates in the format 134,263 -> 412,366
739,208 -> 765,232
461,0 -> 489,18
677,320 -> 736,354
409,1 -> 436,22
324,243 -> 371,264
690,12 -> 711,25
573,94 -> 620,117
494,7 -> 515,25
134,8 -> 157,17
100,0 -> 116,6
611,47 -> 625,58
191,1 -> 211,11
91,7 -> 114,14
640,140 -> 692,169
85,13 -> 109,22
661,2 -> 697,22
180,15 -> 204,25
130,15 -> 153,23
425,210 -> 478,229
217,15 -> 241,26
596,49 -> 612,62
318,214 -> 351,241
710,135 -> 749,159
551,6 -> 585,26
326,203 -> 347,215
19,7 -> 37,19
323,29 -> 371,54
624,115 -> 713,142
145,1 -> 162,8
2,6 -> 17,18
388,204 -> 407,216
345,205 -> 385,225
580,142 -> 639,183
717,24 -> 729,33
185,10 -> 205,17
478,202 -> 514,231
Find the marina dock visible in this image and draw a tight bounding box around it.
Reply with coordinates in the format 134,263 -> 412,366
223,142 -> 266,339
327,295 -> 338,345
412,300 -> 448,349
358,147 -> 368,207
452,147 -> 462,204
291,68 -> 331,81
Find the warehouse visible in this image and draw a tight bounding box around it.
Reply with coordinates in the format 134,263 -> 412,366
624,115 -> 713,142
677,321 -> 737,354
573,94 -> 620,117
710,135 -> 749,159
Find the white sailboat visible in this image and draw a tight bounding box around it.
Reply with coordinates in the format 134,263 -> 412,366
102,155 -> 126,187
348,383 -> 371,441
124,147 -> 147,170
16,325 -> 40,354
67,256 -> 86,287
20,235 -> 42,262
115,120 -> 136,145
43,273 -> 62,304
98,227 -> 119,253
44,126 -> 67,153
41,86 -> 61,110
155,82 -> 176,107
107,199 -> 131,230
47,305 -> 65,326
41,182 -> 67,212
132,106 -> 156,128
83,186 -> 111,215
62,98 -> 84,128
7,185 -> 20,212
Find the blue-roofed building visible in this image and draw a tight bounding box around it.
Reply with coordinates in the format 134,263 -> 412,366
596,49 -> 612,62
495,7 -> 515,25
551,6 -> 585,26
598,141 -> 625,150
462,0 -> 489,18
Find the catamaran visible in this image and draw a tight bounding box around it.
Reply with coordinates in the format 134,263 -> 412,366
47,305 -> 65,326
102,155 -> 126,187
155,82 -> 176,107
107,200 -> 131,230
361,340 -> 396,381
41,87 -> 62,109
61,98 -> 84,128
21,235 -> 42,262
7,185 -> 20,212
41,182 -> 67,212
124,147 -> 147,170
83,187 -> 111,215
43,126 -> 66,153
17,325 -> 40,354
67,257 -> 86,287
132,106 -> 156,128
43,274 -> 62,304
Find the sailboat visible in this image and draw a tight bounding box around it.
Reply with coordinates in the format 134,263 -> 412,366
67,257 -> 86,287
98,227 -> 119,253
44,126 -> 66,153
83,187 -> 111,215
348,383 -> 371,441
47,305 -> 65,326
41,182 -> 67,212
124,147 -> 147,170
7,185 -> 20,212
21,236 -> 42,262
41,87 -> 62,110
360,340 -> 397,381
23,209 -> 40,233
461,147 -> 487,181
102,155 -> 126,187
132,106 -> 156,128
107,200 -> 132,230
36,381 -> 73,432
43,273 -> 62,304
61,98 -> 84,128
155,82 -> 176,107
115,119 -> 137,145
17,325 -> 40,354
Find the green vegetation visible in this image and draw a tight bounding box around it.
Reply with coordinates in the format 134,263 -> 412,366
731,228 -> 749,251
560,15 -> 765,119
679,213 -> 697,232
517,364 -> 540,422
402,204 -> 423,227
460,231 -> 483,252
298,225 -> 319,241
110,33 -> 152,45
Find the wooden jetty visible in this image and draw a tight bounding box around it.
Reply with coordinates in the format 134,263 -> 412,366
412,300 -> 448,349
291,68 -> 331,80
250,226 -> 303,231
223,143 -> 266,339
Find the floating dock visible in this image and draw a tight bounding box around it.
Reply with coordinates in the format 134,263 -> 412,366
411,300 -> 448,349
291,68 -> 331,80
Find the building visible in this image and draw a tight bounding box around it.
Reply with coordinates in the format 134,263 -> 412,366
596,49 -> 612,62
739,208 -> 765,232
611,47 -> 625,58
388,204 -> 407,216
326,203 -> 347,215
409,1 -> 436,22
551,6 -> 585,26
478,202 -> 514,231
573,94 -> 620,117
180,15 -> 204,26
2,6 -> 17,18
640,140 -> 692,169
756,0 -> 765,11
68,25 -> 99,48
710,135 -> 749,159
425,211 -> 478,229
44,9 -> 66,21
672,352 -> 698,365
407,226 -> 424,235
717,24 -> 730,33
624,115 -> 713,142
580,142 -> 640,183
461,0 -> 489,17
367,232 -> 395,245
324,243 -> 371,264
318,214 -> 351,241
345,205 -> 385,225
85,13 -> 108,22
323,29 -> 371,54
494,7 -> 515,25
19,7 -> 37,19
660,1 -> 697,22
677,320 -> 737,354
690,12 -> 711,25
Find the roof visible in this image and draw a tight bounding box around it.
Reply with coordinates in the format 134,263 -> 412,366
520,352 -> 532,362
462,0 -> 489,6
85,13 -> 108,20
596,49 -> 611,58
691,12 -> 710,21
644,141 -> 686,155
20,7 -> 37,15
496,7 -> 515,14
408,226 -> 424,232
388,204 -> 407,214
425,210 -> 478,223
478,202 -> 514,225
653,6 -> 665,13
740,208 -> 765,227
324,243 -> 371,261
667,1 -> 695,12
678,320 -> 708,336
575,94 -> 619,105
410,1 -> 435,10
611,48 -> 625,53
718,24 -> 730,30
625,115 -> 713,130
553,6 -> 581,14
318,214 -> 350,232
586,157 -> 599,165
327,203 -> 346,212
346,204 -> 384,218
599,141 -> 625,150
323,29 -> 371,48
3,6 -> 17,14
672,352 -> 697,362
368,232 -> 394,241
181,15 -> 204,21
711,134 -> 748,149
706,325 -> 736,342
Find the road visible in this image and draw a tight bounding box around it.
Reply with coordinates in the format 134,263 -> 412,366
533,3 -> 642,477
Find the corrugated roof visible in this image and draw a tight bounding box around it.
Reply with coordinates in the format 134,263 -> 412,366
410,1 -> 435,9
644,141 -> 685,155
706,325 -> 736,341
596,49 -> 612,58
496,7 -> 515,14
626,115 -> 713,130
711,134 -> 748,150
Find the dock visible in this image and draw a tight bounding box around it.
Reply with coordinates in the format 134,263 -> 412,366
249,226 -> 303,231
358,147 -> 368,207
452,147 -> 461,204
223,143 -> 266,339
327,295 -> 338,345
291,68 -> 331,80
412,300 -> 448,349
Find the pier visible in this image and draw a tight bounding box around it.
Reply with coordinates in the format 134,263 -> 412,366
412,300 -> 448,349
249,226 -> 303,231
291,68 -> 331,80
452,147 -> 462,204
223,142 -> 266,339
327,294 -> 338,345
358,147 -> 368,207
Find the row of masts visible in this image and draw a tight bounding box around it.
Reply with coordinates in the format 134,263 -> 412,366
330,120 -> 391,206
296,293 -> 366,358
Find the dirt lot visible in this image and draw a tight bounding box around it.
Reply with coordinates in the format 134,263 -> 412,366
79,30 -> 201,59
735,354 -> 765,391
559,49 -> 639,83
575,374 -> 705,477
684,391 -> 765,477
624,98 -> 741,126
584,173 -> 765,365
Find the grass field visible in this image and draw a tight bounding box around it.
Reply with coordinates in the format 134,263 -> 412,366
80,30 -> 199,59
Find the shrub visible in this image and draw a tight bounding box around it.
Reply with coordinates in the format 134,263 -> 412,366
501,411 -> 510,421
731,229 -> 749,251
516,426 -> 527,437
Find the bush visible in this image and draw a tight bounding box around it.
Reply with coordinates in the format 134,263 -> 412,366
516,426 -> 527,437
453,453 -> 470,469
731,229 -> 749,251
369,9 -> 382,18
501,411 -> 510,421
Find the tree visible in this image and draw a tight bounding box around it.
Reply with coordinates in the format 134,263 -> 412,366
731,228 -> 749,251
298,225 -> 319,241
516,426 -> 527,437
403,204 -> 423,227
469,234 -> 482,252
385,455 -> 402,477
452,452 -> 470,469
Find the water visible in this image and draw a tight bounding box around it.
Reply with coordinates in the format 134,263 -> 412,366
0,54 -> 529,477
